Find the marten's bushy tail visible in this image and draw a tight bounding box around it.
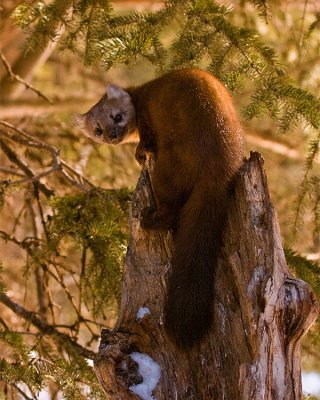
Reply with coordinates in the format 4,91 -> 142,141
164,188 -> 227,348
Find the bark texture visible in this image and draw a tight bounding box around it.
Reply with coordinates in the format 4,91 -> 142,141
94,152 -> 319,400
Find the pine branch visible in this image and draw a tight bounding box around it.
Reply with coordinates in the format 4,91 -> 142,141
285,247 -> 320,298
0,292 -> 95,360
293,133 -> 320,237
13,0 -> 73,54
247,0 -> 270,21
49,189 -> 130,318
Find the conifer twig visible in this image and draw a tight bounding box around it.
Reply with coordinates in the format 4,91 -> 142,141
0,231 -> 42,251
11,383 -> 35,400
292,132 -> 320,238
0,49 -> 53,105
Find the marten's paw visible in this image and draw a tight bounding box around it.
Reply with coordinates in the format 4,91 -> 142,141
135,147 -> 147,166
140,206 -> 176,230
140,207 -> 157,229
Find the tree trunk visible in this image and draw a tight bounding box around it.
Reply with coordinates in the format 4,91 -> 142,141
94,152 -> 319,400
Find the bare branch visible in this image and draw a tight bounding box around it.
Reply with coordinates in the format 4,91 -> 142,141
0,166 -> 25,177
0,49 -> 53,105
61,168 -> 92,191
0,230 -> 42,251
61,160 -> 96,189
0,139 -> 54,198
0,166 -> 61,187
0,119 -> 60,164
0,120 -> 96,193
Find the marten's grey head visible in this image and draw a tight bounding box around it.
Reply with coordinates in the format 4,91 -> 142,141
75,85 -> 137,145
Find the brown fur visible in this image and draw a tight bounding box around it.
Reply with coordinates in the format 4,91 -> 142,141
76,68 -> 244,348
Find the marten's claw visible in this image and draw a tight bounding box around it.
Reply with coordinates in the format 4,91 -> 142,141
140,206 -> 176,230
135,148 -> 147,166
140,206 -> 156,229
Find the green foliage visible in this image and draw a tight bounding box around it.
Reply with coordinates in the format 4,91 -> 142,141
0,344 -> 105,399
0,185 -> 130,398
13,0 -> 182,71
49,188 -> 131,316
0,331 -> 30,362
13,0 -> 73,53
0,358 -> 44,393
293,136 -> 320,239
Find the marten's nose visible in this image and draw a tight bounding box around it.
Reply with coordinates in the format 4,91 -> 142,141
109,130 -> 118,140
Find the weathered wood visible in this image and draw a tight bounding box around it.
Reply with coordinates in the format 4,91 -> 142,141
94,152 -> 319,400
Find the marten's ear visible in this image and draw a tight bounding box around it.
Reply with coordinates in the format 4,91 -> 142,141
106,84 -> 129,100
74,113 -> 86,128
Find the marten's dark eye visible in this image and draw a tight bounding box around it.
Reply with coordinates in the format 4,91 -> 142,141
95,126 -> 103,136
113,113 -> 123,124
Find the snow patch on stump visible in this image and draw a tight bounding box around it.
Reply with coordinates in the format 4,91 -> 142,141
129,352 -> 161,400
136,307 -> 151,320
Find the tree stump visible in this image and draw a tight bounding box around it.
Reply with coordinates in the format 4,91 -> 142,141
94,152 -> 319,400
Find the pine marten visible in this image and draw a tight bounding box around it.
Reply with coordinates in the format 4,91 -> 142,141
75,68 -> 244,348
